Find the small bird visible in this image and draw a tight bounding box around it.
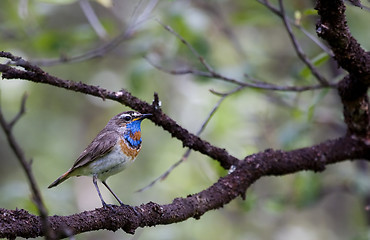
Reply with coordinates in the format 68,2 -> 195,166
48,111 -> 151,208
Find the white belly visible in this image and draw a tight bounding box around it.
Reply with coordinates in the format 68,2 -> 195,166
85,143 -> 135,181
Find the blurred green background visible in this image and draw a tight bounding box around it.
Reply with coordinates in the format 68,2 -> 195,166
0,0 -> 369,239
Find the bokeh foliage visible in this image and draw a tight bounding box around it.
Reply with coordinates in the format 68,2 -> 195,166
0,0 -> 369,239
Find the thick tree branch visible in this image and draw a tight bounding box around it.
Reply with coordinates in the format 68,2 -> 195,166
315,0 -> 370,84
0,135 -> 368,238
338,74 -> 370,137
315,0 -> 370,137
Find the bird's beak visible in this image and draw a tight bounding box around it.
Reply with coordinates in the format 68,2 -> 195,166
134,113 -> 152,121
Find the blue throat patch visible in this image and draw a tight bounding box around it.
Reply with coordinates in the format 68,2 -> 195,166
124,120 -> 142,147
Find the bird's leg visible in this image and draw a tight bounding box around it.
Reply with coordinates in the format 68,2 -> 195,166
93,175 -> 109,209
102,180 -> 139,215
101,180 -> 124,205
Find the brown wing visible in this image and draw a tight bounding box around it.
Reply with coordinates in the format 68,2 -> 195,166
71,130 -> 119,170
48,129 -> 119,188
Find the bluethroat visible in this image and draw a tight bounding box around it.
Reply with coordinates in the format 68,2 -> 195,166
48,111 -> 151,208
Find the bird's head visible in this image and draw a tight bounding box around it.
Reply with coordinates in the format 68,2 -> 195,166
114,111 -> 151,127
113,111 -> 151,147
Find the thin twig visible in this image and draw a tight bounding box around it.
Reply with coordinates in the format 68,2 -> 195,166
9,93 -> 28,128
137,90 -> 231,192
193,2 -> 247,58
0,94 -> 54,239
31,29 -> 132,66
209,86 -> 245,97
156,19 -> 215,73
278,0 -> 329,86
79,0 -> 108,40
256,0 -> 333,56
31,0 -> 158,67
152,21 -> 336,91
145,55 -> 336,92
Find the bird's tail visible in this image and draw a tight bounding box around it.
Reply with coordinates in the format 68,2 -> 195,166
48,170 -> 71,188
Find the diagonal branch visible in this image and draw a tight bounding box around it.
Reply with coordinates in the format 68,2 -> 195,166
79,0 -> 108,40
0,94 -> 55,239
0,51 -> 239,169
278,0 -> 329,86
8,93 -> 28,129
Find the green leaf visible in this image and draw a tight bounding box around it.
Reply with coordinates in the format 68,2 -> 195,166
307,105 -> 315,121
303,8 -> 318,16
299,52 -> 330,79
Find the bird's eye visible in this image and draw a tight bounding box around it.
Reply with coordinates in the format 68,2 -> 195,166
124,115 -> 132,121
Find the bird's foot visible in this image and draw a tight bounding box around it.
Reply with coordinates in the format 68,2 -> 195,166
101,202 -> 139,215
120,203 -> 140,216
102,202 -> 116,210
